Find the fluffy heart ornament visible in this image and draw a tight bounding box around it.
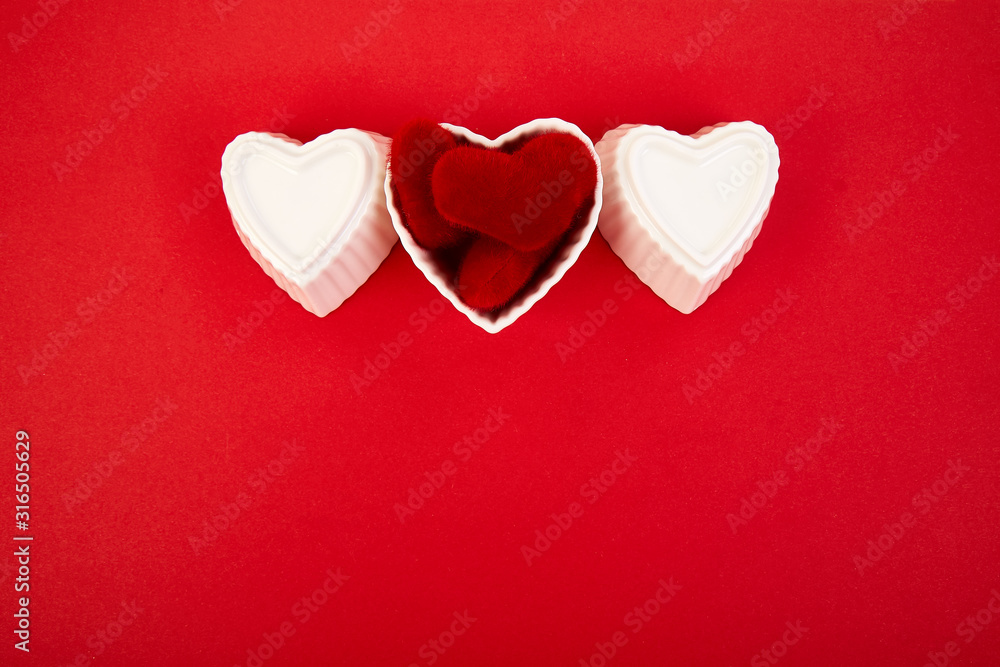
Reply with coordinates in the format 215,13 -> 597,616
432,133 -> 596,251
389,119 -> 469,250
386,119 -> 602,333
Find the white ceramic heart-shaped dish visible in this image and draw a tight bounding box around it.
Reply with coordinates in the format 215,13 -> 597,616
597,122 -> 779,313
221,129 -> 397,316
384,118 -> 603,333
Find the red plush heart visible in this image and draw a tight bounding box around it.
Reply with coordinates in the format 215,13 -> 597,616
389,119 -> 470,250
457,236 -> 557,311
389,120 -> 598,313
431,133 -> 597,252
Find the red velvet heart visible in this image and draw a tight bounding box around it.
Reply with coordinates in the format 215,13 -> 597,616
431,133 -> 598,252
389,120 -> 598,314
389,119 -> 470,250
457,237 -> 557,311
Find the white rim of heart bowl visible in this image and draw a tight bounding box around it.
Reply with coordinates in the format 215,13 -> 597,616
222,130 -> 382,283
595,121 -> 779,314
221,129 -> 395,317
616,121 -> 779,282
384,118 -> 603,334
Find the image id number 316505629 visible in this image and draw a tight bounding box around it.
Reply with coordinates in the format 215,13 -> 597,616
14,429 -> 32,653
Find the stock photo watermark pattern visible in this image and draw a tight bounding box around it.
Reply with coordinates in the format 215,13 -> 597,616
4,1 -> 997,664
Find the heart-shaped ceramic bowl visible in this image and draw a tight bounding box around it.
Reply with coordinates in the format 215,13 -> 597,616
384,118 -> 603,333
221,129 -> 397,316
597,122 -> 779,313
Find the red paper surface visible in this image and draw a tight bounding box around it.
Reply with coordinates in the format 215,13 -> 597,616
2,1 -> 999,666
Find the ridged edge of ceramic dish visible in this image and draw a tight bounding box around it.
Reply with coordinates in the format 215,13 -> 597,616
221,129 -> 397,317
596,122 -> 778,314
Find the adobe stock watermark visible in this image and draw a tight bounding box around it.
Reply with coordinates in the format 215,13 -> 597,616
715,145 -> 768,202
888,255 -> 997,373
0,555 -> 15,588
682,288 -> 798,404
546,0 -> 585,30
394,407 -> 511,523
390,75 -> 502,183
213,0 -> 250,20
844,126 -> 959,243
521,449 -> 638,566
234,567 -> 349,667
59,601 -> 143,667
349,292 -> 456,395
62,396 -> 178,515
578,578 -> 681,667
188,439 -> 305,555
554,295 -> 622,362
405,611 -> 477,667
222,289 -> 288,350
511,148 -> 592,236
392,74 -> 501,181
878,0 -> 930,40
180,107 -> 296,224
852,458 -> 970,576
7,0 -> 71,52
750,621 -> 809,667
524,117 -> 615,259
775,85 -> 833,142
922,589 -> 1000,667
672,0 -> 752,73
18,267 -> 134,385
727,418 -> 843,535
441,73 -> 501,127
391,123 -> 452,184
340,0 -> 404,62
51,67 -> 168,182
555,268 -> 641,363
593,116 -> 623,144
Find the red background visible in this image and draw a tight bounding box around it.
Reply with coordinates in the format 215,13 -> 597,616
2,1 -> 999,665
